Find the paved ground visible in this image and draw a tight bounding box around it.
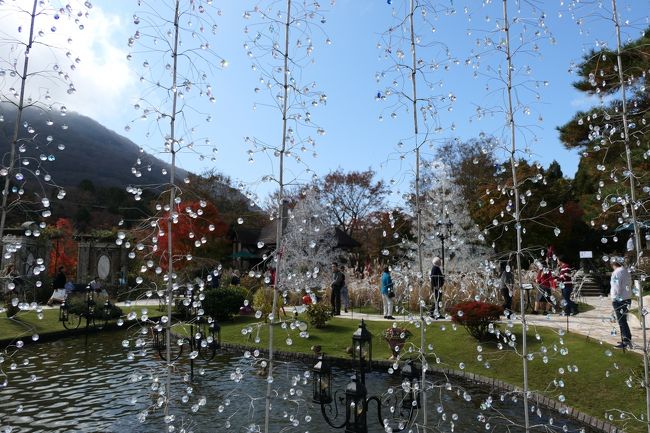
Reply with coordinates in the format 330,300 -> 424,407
336,295 -> 650,353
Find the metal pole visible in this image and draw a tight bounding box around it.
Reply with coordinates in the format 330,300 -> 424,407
163,0 -> 181,419
441,235 -> 446,274
264,1 -> 291,431
502,0 -> 530,430
407,0 -> 427,426
611,2 -> 650,430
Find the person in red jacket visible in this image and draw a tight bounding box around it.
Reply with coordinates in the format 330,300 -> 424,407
556,256 -> 578,316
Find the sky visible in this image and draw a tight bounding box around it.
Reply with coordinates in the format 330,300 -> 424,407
1,0 -> 649,206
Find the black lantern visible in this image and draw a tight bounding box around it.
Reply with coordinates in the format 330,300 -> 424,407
345,377 -> 367,433
312,354 -> 332,404
351,320 -> 372,373
313,320 -> 417,433
400,361 -> 421,409
210,320 -> 221,350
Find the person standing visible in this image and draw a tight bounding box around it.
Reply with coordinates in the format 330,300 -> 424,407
53,266 -> 66,291
340,265 -> 350,313
430,257 -> 445,319
534,263 -> 553,315
499,261 -> 514,315
330,262 -> 344,316
230,269 -> 241,286
380,266 -> 395,320
556,256 -> 577,316
546,244 -> 557,270
610,258 -> 633,349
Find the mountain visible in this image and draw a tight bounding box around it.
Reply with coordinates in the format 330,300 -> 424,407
0,104 -> 187,189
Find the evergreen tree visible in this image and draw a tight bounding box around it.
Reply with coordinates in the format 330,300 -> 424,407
558,27 -> 650,229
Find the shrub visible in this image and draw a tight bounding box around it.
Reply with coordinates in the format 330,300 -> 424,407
448,301 -> 503,341
202,285 -> 248,321
252,287 -> 284,321
240,274 -> 263,293
305,302 -> 332,328
3,293 -> 19,318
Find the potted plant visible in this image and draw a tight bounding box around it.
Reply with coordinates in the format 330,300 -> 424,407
382,326 -> 412,359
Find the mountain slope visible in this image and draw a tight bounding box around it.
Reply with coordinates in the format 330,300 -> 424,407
0,104 -> 187,189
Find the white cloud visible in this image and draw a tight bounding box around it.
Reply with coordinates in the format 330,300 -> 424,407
63,5 -> 136,120
0,1 -> 135,122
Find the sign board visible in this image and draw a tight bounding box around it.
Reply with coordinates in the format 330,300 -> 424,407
579,251 -> 593,259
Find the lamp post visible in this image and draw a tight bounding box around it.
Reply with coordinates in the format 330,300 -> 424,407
152,285 -> 221,379
435,215 -> 454,273
312,320 -> 418,433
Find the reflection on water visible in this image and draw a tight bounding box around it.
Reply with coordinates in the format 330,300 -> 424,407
0,331 -> 593,432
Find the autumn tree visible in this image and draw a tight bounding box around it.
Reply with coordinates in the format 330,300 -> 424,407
152,200 -> 229,271
317,168 -> 388,237
436,137 -> 498,221
186,169 -> 267,229
353,208 -> 413,266
437,138 -> 593,261
47,218 -> 78,277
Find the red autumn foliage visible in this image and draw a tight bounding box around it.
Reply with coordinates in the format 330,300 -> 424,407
48,218 -> 78,277
448,301 -> 503,341
154,200 -> 229,271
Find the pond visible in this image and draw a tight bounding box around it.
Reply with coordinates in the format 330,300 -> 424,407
0,331 -> 595,432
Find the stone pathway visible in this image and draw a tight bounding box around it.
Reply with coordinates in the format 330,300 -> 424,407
337,295 -> 650,353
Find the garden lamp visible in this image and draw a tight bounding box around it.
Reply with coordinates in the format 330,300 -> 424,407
351,320 -> 372,375
400,360 -> 421,409
312,354 -> 332,404
344,376 -> 367,433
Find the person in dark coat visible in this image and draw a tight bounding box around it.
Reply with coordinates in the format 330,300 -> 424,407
499,261 -> 514,314
430,257 -> 444,319
330,262 -> 344,316
53,267 -> 66,290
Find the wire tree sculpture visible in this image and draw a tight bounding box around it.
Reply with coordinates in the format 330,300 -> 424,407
119,0 -> 229,427
243,1 -> 331,431
281,189 -> 337,293
376,0 -> 459,427
0,0 -> 92,398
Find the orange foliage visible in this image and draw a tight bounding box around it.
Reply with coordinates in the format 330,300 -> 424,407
48,218 -> 78,277
155,200 -> 229,271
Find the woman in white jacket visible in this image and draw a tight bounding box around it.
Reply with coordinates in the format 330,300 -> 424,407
611,258 -> 632,349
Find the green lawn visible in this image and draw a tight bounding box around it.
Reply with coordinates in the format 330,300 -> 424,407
0,306 -> 164,342
215,316 -> 645,432
1,309 -> 646,432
